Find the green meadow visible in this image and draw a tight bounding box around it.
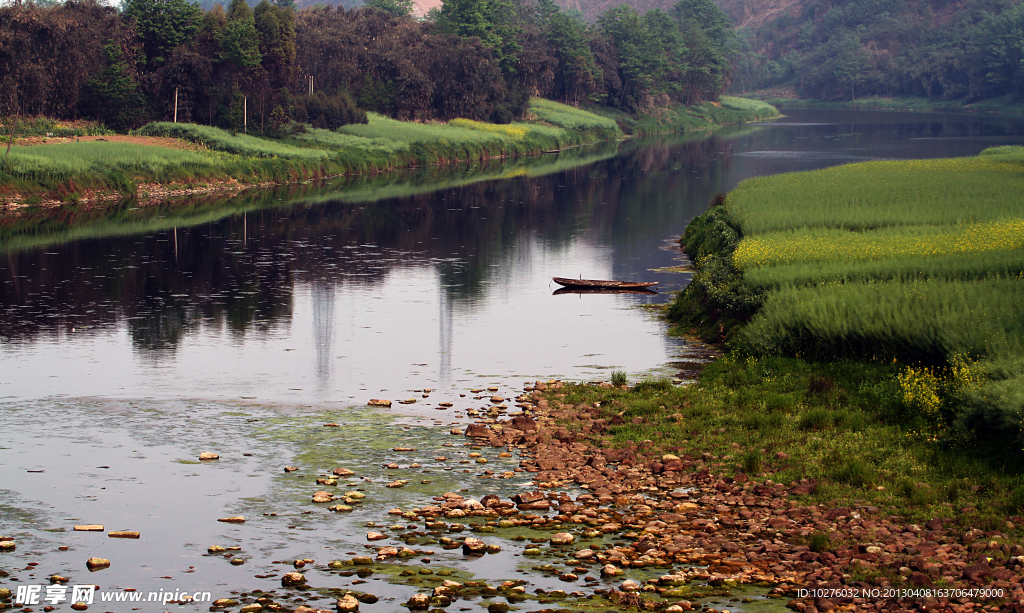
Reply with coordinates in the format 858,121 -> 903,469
669,145 -> 1024,473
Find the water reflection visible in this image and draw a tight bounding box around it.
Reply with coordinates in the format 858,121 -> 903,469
3,109 -> 1023,402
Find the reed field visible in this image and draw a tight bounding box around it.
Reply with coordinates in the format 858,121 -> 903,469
672,145 -> 1024,467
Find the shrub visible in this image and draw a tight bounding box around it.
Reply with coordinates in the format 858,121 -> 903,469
611,371 -> 627,387
741,449 -> 762,473
807,531 -> 831,553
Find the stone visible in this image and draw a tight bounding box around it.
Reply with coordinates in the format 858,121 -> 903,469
212,599 -> 238,607
352,556 -> 373,565
335,594 -> 360,612
240,605 -> 262,613
217,516 -> 245,523
367,532 -> 387,541
0,540 -> 14,551
281,572 -> 306,587
368,399 -> 392,407
284,466 -> 299,472
511,415 -> 537,430
333,467 -> 355,476
199,452 -> 220,460
86,557 -> 110,570
620,580 -> 640,592
550,532 -> 575,545
74,525 -> 104,531
601,564 -> 624,577
208,545 -> 226,553
463,537 -> 487,554
465,424 -> 490,437
312,491 -> 335,503
407,593 -> 430,609
108,531 -> 140,539
70,603 -> 88,611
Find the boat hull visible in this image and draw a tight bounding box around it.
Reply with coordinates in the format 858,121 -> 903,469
552,277 -> 658,289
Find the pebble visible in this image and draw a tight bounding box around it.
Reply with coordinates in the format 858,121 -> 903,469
108,531 -> 140,539
217,516 -> 245,523
85,557 -> 110,570
73,525 -> 104,532
199,452 -> 219,460
335,594 -> 360,612
281,572 -> 305,587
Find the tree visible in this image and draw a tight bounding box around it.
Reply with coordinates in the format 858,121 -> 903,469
547,12 -> 600,105
363,0 -> 415,18
437,0 -> 522,72
122,0 -> 203,66
221,0 -> 262,72
88,41 -> 145,130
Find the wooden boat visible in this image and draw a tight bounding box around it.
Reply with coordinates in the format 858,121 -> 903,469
553,287 -> 658,296
552,277 -> 658,289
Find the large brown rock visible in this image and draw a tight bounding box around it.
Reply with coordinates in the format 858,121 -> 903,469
511,415 -> 537,431
465,424 -> 490,437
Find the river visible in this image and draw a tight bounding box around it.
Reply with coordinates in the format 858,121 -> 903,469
1,108 -> 1022,611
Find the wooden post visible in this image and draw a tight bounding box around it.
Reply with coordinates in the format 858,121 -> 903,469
4,113 -> 17,161
244,96 -> 247,133
173,87 -> 178,123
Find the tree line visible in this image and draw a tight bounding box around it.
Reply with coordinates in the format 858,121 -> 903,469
731,0 -> 1024,102
0,0 -> 738,133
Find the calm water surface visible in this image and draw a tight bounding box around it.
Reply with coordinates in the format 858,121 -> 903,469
1,109 -> 1023,610
5,108 -> 1022,403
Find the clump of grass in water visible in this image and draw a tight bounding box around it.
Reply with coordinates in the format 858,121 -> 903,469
631,379 -> 672,394
611,371 -> 627,387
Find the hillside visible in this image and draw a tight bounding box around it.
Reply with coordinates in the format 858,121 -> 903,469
555,0 -> 1024,103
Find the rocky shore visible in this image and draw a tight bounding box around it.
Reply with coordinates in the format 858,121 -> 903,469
416,380 -> 1024,613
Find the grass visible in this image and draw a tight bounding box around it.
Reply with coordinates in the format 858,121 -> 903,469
586,96 -> 779,136
549,359 -> 1024,529
0,97 -> 774,204
669,144 -> 1024,473
750,94 -> 1024,116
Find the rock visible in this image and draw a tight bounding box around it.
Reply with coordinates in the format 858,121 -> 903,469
333,467 -> 355,476
407,593 -> 430,609
490,396 -> 504,403
74,525 -> 104,531
925,517 -> 944,531
368,399 -> 392,407
550,533 -> 575,545
312,491 -> 335,503
524,548 -> 542,556
352,556 -> 374,565
217,516 -> 245,523
449,428 -> 463,435
108,531 -> 140,539
208,545 -> 226,553
240,604 -> 262,613
601,564 -> 624,577
487,603 -> 510,612
71,603 -> 88,611
463,537 -> 487,554
230,558 -> 245,565
511,415 -> 537,431
49,575 -> 69,583
86,557 -> 110,570
199,452 -> 220,460
620,580 -> 640,592
335,594 -> 360,612
328,504 -> 353,512
791,480 -> 817,495
465,424 -> 490,437
963,562 -> 992,583
558,573 -> 578,582
0,540 -> 14,551
212,599 -> 238,608
284,466 -> 299,472
367,532 -> 387,541
282,572 -> 306,587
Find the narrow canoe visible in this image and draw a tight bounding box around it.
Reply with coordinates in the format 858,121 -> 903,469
552,277 -> 658,289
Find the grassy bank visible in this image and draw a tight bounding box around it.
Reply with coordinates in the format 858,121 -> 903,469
592,96 -> 780,136
663,146 -> 1024,516
0,99 -> 624,206
747,94 -> 1024,115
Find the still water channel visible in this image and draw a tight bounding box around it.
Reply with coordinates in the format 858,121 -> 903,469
1,109 -> 1023,611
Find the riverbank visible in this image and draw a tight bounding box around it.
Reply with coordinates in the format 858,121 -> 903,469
657,145 -> 1024,608
0,98 -> 778,210
738,94 -> 1024,116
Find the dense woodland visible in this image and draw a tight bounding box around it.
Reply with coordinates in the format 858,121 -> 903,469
0,0 -> 738,132
729,0 -> 1024,101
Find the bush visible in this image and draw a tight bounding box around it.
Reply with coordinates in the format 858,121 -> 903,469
611,371 -> 627,387
291,91 -> 368,129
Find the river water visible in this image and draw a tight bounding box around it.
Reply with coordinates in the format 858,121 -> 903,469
1,108 -> 1023,611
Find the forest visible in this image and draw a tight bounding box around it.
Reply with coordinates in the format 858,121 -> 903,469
0,0 -> 738,133
729,0 -> 1024,102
